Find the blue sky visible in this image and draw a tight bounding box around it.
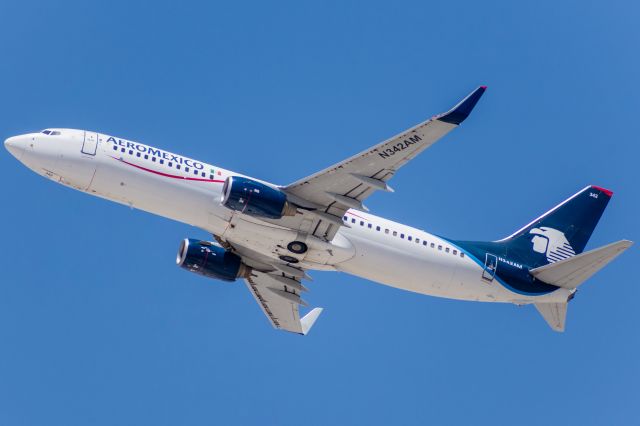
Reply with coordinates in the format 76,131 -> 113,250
1,1 -> 639,425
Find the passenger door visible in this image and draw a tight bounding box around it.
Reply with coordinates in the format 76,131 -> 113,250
81,131 -> 98,155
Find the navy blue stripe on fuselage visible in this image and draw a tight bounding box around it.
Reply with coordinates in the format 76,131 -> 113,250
442,238 -> 558,297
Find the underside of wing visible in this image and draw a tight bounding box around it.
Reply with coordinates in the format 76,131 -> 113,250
244,270 -> 322,335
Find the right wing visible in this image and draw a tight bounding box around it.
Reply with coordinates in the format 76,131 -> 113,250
217,239 -> 322,335
244,270 -> 322,335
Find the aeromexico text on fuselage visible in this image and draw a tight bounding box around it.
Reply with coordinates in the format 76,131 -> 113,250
108,137 -> 205,170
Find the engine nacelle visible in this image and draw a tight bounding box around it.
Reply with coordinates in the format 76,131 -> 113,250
221,176 -> 297,219
176,238 -> 249,281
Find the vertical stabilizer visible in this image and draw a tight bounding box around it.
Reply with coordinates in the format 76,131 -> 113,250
499,185 -> 613,268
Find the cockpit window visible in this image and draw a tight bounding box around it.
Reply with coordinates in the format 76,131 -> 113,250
40,129 -> 61,135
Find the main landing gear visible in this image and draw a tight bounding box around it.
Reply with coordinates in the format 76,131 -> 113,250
278,241 -> 307,263
287,241 -> 308,254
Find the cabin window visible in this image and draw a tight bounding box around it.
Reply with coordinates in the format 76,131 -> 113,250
400,233 -> 405,239
152,157 -> 156,162
185,167 -> 190,172
112,145 -> 117,150
368,223 -> 372,229
128,150 -> 133,155
453,250 -> 457,255
343,216 -> 347,221
144,154 -> 148,159
438,245 -> 442,250
445,247 -> 450,253
376,226 -> 380,231
50,131 -> 61,135
385,229 -> 389,234
423,241 -> 427,246
393,231 -> 397,237
159,159 -> 164,164
121,148 -> 125,153
407,236 -> 412,241
351,218 -> 356,224
360,221 -> 364,226
168,162 -> 173,167
430,243 -> 435,248
194,170 -> 199,175
201,172 -> 206,177
210,175 -> 215,180
415,238 -> 419,243
460,253 -> 465,258
176,164 -> 181,170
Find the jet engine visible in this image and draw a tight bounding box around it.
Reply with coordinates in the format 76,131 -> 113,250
176,238 -> 249,281
221,176 -> 297,219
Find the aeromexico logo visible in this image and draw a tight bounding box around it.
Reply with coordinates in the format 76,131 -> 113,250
529,227 -> 576,263
107,137 -> 205,170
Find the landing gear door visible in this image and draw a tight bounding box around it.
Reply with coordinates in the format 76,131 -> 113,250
81,131 -> 98,155
482,253 -> 498,282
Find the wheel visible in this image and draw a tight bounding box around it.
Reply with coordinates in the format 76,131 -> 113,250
279,255 -> 299,264
287,241 -> 308,254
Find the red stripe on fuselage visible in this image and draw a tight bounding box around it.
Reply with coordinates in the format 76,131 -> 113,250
111,156 -> 225,183
346,211 -> 368,220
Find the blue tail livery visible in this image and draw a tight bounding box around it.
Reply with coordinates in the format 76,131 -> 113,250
451,185 -> 616,295
497,185 -> 613,267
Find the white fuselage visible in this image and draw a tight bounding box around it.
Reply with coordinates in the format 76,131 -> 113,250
5,129 -> 570,305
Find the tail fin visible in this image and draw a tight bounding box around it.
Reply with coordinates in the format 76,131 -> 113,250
499,185 -> 613,267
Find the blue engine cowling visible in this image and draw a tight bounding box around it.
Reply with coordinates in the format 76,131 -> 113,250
176,238 -> 248,281
221,176 -> 297,219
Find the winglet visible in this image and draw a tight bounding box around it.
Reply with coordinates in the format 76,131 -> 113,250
437,85 -> 487,125
300,307 -> 323,335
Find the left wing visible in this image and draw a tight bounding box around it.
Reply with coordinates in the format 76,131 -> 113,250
244,269 -> 323,335
282,86 -> 486,241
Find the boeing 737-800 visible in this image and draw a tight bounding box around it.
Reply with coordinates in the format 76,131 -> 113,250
4,87 -> 632,334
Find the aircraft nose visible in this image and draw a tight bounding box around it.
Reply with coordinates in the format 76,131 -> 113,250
4,135 -> 26,160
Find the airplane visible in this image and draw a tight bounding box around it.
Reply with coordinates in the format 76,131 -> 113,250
4,86 -> 632,335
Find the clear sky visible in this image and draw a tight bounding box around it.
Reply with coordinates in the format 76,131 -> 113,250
1,1 -> 638,425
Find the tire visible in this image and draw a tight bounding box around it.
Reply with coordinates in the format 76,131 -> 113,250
287,241 -> 308,254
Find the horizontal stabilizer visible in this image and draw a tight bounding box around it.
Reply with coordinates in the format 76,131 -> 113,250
530,240 -> 633,289
535,302 -> 567,332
